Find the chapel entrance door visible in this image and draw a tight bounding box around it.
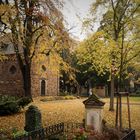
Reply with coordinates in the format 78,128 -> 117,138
41,80 -> 46,96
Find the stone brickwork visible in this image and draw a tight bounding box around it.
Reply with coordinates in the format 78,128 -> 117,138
0,55 -> 24,96
0,54 -> 59,97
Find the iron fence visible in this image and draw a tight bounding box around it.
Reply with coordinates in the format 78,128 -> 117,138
13,123 -> 64,140
63,122 -> 83,134
121,130 -> 135,140
14,123 -> 136,140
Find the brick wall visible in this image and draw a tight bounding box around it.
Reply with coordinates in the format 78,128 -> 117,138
0,55 -> 24,96
0,55 -> 59,97
31,56 -> 59,97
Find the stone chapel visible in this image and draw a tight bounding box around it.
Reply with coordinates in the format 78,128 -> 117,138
0,35 -> 59,97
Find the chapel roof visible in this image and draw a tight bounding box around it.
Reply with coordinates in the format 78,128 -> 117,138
0,34 -> 23,54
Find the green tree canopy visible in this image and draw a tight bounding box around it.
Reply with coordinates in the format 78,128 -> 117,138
82,0 -> 140,111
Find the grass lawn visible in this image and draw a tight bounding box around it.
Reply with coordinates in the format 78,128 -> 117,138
0,96 -> 140,139
103,96 -> 140,103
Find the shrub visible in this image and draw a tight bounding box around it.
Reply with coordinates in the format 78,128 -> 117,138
40,96 -> 77,102
12,128 -> 28,138
136,89 -> 140,94
0,101 -> 20,116
130,94 -> 140,97
0,97 -> 32,116
55,96 -> 63,100
63,95 -> 76,100
0,95 -> 18,103
40,96 -> 54,102
17,97 -> 32,109
59,91 -> 72,96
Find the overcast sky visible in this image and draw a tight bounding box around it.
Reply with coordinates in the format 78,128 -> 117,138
62,0 -> 94,40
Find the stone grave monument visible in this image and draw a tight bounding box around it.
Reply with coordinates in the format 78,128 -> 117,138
83,94 -> 105,132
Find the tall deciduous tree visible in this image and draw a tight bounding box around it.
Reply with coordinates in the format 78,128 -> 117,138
59,38 -> 78,93
0,0 -> 67,98
83,0 -> 140,111
75,31 -> 115,94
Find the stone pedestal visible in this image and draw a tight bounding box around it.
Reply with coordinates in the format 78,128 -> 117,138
85,106 -> 104,132
83,94 -> 105,133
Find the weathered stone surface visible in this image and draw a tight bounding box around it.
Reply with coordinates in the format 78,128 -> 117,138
0,55 -> 23,96
24,105 -> 42,132
0,54 -> 59,97
83,94 -> 105,133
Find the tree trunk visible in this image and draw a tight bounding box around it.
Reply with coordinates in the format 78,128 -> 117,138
87,78 -> 92,96
109,74 -> 115,111
22,64 -> 32,98
109,29 -> 119,111
76,84 -> 80,96
119,25 -> 125,92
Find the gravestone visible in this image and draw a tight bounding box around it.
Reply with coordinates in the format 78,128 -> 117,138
24,105 -> 42,132
83,94 -> 105,132
96,85 -> 106,97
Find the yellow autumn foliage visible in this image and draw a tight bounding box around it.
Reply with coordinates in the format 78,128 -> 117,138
0,97 -> 140,139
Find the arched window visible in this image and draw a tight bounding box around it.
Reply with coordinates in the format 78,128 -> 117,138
9,65 -> 17,74
42,65 -> 46,71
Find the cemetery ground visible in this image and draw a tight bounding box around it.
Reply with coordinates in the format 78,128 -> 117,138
0,96 -> 140,139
